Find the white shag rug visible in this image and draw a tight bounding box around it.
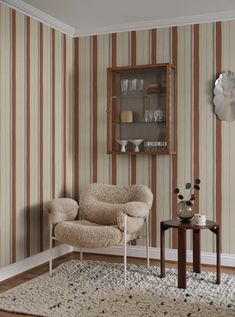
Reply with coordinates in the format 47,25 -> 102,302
0,260 -> 234,317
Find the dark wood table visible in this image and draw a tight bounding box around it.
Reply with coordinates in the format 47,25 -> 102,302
160,219 -> 221,289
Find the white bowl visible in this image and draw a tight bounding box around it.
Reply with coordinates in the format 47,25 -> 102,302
129,139 -> 144,152
117,139 -> 128,152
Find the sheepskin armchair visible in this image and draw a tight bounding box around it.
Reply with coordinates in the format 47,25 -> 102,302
45,183 -> 153,283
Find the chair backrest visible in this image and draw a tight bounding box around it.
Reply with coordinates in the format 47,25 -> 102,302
79,183 -> 153,224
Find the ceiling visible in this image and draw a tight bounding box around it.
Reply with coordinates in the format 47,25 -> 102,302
3,0 -> 235,36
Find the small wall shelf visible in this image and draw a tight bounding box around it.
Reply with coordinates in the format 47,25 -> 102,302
107,64 -> 177,155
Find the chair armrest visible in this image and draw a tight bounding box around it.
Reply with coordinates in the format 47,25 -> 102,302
44,198 -> 79,224
123,201 -> 149,217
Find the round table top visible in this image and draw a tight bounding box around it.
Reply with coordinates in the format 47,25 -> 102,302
162,219 -> 217,229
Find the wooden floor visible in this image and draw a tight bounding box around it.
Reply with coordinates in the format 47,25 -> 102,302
0,252 -> 234,317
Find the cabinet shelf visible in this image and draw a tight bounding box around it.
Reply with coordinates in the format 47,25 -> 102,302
112,121 -> 166,125
112,92 -> 166,99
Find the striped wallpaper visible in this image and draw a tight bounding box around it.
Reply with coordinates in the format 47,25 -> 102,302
0,3 -> 235,267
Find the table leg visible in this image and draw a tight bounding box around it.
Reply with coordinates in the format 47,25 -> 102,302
193,229 -> 201,273
178,228 -> 187,289
216,225 -> 221,284
160,222 -> 165,278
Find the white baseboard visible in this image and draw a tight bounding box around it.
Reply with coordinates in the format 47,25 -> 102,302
0,244 -> 73,282
0,245 -> 234,282
74,245 -> 235,268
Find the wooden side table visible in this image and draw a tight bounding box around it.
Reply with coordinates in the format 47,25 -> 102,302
160,219 -> 221,289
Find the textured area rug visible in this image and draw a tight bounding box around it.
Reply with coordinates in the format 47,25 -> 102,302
0,260 -> 234,317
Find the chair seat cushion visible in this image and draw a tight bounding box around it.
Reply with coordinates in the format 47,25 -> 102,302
54,220 -> 124,248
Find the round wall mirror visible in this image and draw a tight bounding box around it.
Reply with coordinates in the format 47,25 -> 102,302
213,71 -> 235,122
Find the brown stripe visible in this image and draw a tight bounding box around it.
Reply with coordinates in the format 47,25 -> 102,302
172,26 -> 178,249
51,29 -> 55,199
93,35 -> 98,183
111,33 -> 117,185
215,22 -> 222,226
131,31 -> 136,185
39,23 -> 43,252
74,37 -> 79,200
63,35 -> 67,196
11,9 -> 16,263
151,29 -> 157,64
151,29 -> 157,247
26,16 -> 31,257
194,24 -> 200,214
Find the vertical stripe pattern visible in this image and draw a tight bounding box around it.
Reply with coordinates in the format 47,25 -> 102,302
1,1 -> 235,267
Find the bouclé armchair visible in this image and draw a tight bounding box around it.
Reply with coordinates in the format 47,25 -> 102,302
44,183 -> 153,284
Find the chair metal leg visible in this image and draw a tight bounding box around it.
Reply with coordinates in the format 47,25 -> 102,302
146,214 -> 150,268
49,224 -> 53,276
80,248 -> 83,262
124,214 -> 127,285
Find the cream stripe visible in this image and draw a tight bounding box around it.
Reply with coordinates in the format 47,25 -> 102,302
15,11 -> 26,261
42,24 -> 51,250
116,31 -> 130,186
199,23 -> 214,252
97,34 -> 110,184
156,27 -> 171,248
136,30 -> 150,246
54,31 -> 63,197
0,4 -> 12,266
221,21 -> 235,254
177,25 -> 193,249
66,36 -> 74,197
78,37 -> 91,193
29,18 -> 40,255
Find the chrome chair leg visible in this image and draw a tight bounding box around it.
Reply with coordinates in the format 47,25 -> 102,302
124,214 -> 127,285
49,224 -> 53,276
146,214 -> 150,268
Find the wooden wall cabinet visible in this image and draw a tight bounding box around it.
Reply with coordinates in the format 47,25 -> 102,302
107,64 -> 176,155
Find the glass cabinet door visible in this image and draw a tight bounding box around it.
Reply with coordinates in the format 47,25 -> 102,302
107,64 -> 176,155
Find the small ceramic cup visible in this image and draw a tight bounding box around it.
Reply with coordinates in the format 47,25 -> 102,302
194,213 -> 206,225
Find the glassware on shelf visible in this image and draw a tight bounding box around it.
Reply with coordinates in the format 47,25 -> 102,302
117,139 -> 128,152
137,79 -> 144,93
129,78 -> 137,94
144,141 -> 167,152
144,110 -> 150,122
120,79 -> 128,95
129,139 -> 144,152
154,109 -> 164,122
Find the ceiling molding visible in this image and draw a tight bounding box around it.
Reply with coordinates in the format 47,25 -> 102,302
74,10 -> 235,37
1,0 -> 76,36
1,0 -> 235,38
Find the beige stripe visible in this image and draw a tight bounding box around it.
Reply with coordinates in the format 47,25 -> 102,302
79,37 -> 91,193
66,36 -> 74,197
116,32 -> 129,185
222,21 -> 235,254
156,27 -> 171,248
42,24 -> 52,250
29,18 -> 40,255
177,25 -> 193,249
15,11 -> 26,261
97,34 -> 110,184
135,30 -> 150,246
199,23 -> 214,252
0,4 -> 12,266
54,31 -> 63,197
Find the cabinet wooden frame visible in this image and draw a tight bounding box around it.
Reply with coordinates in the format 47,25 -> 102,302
107,63 -> 177,155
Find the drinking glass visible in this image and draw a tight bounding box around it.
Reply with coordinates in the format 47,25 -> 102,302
137,79 -> 144,93
149,110 -> 154,122
120,79 -> 128,95
144,110 -> 149,122
129,78 -> 137,94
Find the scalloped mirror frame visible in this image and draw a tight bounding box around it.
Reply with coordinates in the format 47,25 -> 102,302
213,71 -> 235,122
